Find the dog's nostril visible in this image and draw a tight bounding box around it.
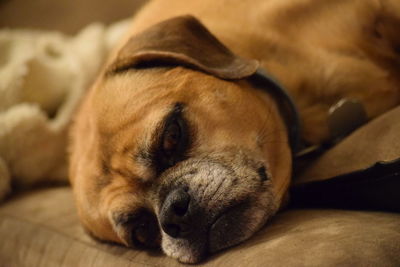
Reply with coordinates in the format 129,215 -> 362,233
163,223 -> 181,238
172,193 -> 190,216
160,188 -> 192,238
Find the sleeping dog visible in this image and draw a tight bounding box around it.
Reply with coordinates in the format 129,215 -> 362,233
69,0 -> 400,263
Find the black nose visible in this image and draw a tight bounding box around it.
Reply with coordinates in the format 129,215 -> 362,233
159,187 -> 191,238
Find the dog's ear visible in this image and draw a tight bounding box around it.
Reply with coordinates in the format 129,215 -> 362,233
108,15 -> 259,80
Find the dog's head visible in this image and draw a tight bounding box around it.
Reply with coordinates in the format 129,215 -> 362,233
69,16 -> 292,263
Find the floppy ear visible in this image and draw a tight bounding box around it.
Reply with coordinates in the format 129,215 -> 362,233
108,15 -> 259,80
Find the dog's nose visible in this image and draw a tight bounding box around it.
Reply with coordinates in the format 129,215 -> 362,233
159,187 -> 191,238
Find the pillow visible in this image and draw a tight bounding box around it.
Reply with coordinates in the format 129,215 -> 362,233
297,106 -> 400,183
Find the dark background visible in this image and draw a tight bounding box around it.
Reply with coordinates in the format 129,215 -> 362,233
0,0 -> 147,33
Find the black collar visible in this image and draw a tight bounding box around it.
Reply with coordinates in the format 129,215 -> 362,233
249,68 -> 301,155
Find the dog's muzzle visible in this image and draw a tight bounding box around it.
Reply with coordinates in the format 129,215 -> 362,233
152,149 -> 279,263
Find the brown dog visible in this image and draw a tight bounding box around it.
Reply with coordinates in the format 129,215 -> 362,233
69,0 -> 400,263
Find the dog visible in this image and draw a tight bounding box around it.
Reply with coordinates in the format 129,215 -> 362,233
69,0 -> 400,263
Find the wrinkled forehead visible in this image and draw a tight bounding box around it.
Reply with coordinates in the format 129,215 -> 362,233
91,67 -> 249,134
93,68 -> 178,130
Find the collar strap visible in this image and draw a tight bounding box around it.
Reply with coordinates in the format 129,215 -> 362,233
248,69 -> 369,159
248,69 -> 301,155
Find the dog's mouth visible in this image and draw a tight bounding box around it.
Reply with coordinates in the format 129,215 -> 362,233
208,200 -> 253,252
157,189 -> 276,263
157,188 -> 252,262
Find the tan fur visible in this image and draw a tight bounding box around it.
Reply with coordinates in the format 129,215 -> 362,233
69,0 -> 400,263
125,0 -> 400,143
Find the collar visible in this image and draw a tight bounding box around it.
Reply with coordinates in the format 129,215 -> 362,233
248,68 -> 301,155
248,68 -> 369,159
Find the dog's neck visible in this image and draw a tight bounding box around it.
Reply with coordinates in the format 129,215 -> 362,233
249,67 -> 368,162
249,69 -> 301,155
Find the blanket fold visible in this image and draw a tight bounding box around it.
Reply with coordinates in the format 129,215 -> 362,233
0,19 -> 130,200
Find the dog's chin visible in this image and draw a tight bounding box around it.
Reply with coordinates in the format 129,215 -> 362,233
162,232 -> 207,264
161,201 -> 272,263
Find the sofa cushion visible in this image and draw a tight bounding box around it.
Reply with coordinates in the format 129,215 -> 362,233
298,106 -> 400,184
1,187 -> 400,266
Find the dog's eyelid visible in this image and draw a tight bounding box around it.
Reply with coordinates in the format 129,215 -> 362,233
172,102 -> 185,114
112,209 -> 160,248
159,102 -> 186,136
136,103 -> 185,167
150,102 -> 191,172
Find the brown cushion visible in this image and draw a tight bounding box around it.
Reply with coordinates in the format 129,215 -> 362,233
1,187 -> 400,266
298,106 -> 400,183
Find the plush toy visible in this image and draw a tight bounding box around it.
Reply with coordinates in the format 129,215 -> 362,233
0,20 -> 130,201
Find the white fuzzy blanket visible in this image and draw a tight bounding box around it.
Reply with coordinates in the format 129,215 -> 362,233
0,20 -> 130,200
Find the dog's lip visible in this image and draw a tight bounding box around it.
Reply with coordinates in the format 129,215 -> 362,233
207,200 -> 250,253
209,201 -> 246,229
159,203 -> 240,263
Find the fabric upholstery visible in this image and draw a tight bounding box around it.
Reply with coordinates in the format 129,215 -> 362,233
1,187 -> 400,266
298,106 -> 400,183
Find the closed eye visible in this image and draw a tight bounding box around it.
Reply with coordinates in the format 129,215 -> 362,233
154,103 -> 190,173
